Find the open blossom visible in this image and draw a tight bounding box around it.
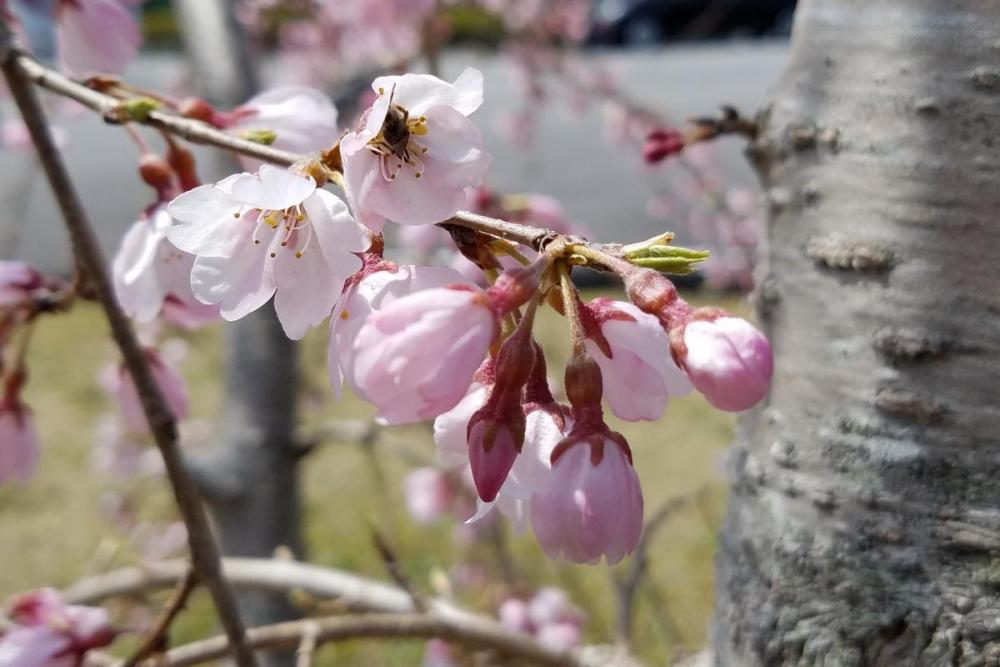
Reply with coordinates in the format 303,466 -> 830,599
224,87 -> 339,170
531,435 -> 643,565
0,396 -> 39,485
112,205 -> 219,326
341,68 -> 491,227
328,265 -> 469,398
166,164 -> 370,339
114,348 -> 189,435
583,299 -> 690,422
0,589 -> 114,667
55,0 -> 140,78
677,315 -> 773,411
350,286 -> 499,425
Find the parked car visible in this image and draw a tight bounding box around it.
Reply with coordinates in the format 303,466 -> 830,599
590,0 -> 797,44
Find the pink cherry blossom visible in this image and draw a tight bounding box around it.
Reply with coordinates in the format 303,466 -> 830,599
328,265 -> 469,398
467,418 -> 519,503
0,260 -> 44,308
55,0 -> 141,78
531,435 -> 643,565
341,68 -> 491,227
349,286 -> 499,425
224,86 -> 339,171
0,398 -> 39,485
434,381 -> 490,465
115,348 -> 189,434
403,467 -> 454,524
113,205 -> 219,326
166,165 -> 370,339
679,315 -> 773,411
0,588 -> 114,667
583,299 -> 691,422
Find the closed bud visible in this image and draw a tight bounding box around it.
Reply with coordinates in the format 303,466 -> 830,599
178,97 -> 216,124
643,128 -> 684,164
165,142 -> 199,192
487,265 -> 540,315
138,154 -> 174,199
468,409 -> 524,502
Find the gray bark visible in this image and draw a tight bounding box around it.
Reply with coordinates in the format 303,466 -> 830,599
712,1 -> 1000,665
171,3 -> 303,665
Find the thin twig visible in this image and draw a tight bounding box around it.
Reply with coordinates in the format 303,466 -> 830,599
67,559 -> 586,667
140,613 -> 580,667
123,569 -> 199,667
0,46 -> 627,260
371,526 -> 427,612
294,622 -> 320,667
613,487 -> 709,647
0,21 -> 258,667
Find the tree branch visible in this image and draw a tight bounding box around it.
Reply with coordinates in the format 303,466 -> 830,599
0,46 -> 622,257
0,20 -> 258,667
66,559 -> 587,667
122,568 -> 198,667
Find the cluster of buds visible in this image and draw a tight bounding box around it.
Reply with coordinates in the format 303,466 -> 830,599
0,588 -> 115,666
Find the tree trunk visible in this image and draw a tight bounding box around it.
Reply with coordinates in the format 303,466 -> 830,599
171,3 -> 303,666
713,1 -> 1000,665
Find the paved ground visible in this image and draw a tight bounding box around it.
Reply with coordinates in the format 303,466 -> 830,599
0,42 -> 789,273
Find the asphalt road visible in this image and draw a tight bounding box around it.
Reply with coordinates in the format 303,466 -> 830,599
0,42 -> 789,274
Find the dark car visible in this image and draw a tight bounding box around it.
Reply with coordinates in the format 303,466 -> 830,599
590,0 -> 797,44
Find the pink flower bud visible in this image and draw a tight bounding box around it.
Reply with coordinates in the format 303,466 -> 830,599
403,467 -> 454,524
498,598 -> 532,633
676,315 -> 773,411
0,399 -> 39,485
115,348 -> 190,434
583,299 -> 691,422
643,128 -> 684,164
467,416 -> 521,503
531,434 -> 643,565
351,286 -> 499,424
2,588 -> 115,666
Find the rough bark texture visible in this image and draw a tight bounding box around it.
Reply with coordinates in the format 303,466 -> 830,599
713,1 -> 1000,665
171,2 -> 303,665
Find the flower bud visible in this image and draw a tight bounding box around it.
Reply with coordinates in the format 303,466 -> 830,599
487,265 -> 540,315
138,154 -> 175,199
178,97 -> 217,124
563,354 -> 603,418
531,433 -> 643,565
468,412 -> 523,502
643,128 -> 684,164
165,142 -> 200,192
674,312 -> 773,411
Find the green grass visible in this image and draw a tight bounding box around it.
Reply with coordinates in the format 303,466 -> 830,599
0,289 -> 744,665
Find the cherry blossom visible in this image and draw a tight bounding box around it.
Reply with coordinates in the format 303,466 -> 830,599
530,434 -> 643,565
341,68 -> 491,227
403,466 -> 455,525
222,86 -> 339,170
0,395 -> 39,485
328,264 -> 469,398
0,260 -> 44,308
55,0 -> 141,78
582,298 -> 691,421
114,348 -> 190,435
350,285 -> 499,425
112,205 -> 219,326
0,588 -> 114,667
166,165 -> 370,339
676,314 -> 773,411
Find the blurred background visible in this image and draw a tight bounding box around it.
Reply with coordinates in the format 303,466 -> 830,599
0,1 -> 792,664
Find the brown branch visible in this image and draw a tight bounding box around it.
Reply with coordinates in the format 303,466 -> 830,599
122,569 -> 198,667
141,613 -> 580,667
0,21 -> 258,667
66,559 -> 587,667
0,45 -> 626,261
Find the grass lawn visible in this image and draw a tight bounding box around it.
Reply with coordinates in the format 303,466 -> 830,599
0,288 -> 745,665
